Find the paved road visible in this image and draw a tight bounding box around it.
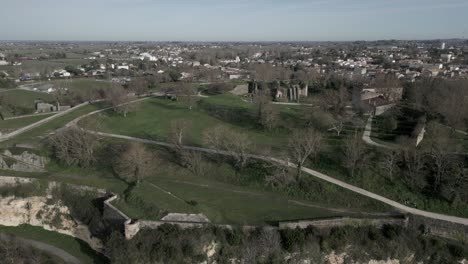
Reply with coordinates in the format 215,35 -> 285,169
0,233 -> 82,264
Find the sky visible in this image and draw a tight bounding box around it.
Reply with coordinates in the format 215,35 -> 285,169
1,0 -> 468,41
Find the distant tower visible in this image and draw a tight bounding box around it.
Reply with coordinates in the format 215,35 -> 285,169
441,42 -> 446,50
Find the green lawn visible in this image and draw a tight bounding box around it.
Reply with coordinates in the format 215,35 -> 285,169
148,172 -> 340,225
0,225 -> 107,264
0,114 -> 55,133
82,95 -> 296,152
42,150 -> 361,225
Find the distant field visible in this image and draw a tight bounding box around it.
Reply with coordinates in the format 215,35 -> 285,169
0,225 -> 106,264
0,58 -> 105,78
50,78 -> 113,93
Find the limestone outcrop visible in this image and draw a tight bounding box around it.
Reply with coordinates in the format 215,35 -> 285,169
0,149 -> 48,172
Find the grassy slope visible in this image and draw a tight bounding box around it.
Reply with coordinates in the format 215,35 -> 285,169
42,151 -> 352,225
0,225 -> 107,264
1,89 -> 54,117
81,95 -> 468,218
0,114 -> 55,132
0,102 -> 105,148
84,95 -> 294,151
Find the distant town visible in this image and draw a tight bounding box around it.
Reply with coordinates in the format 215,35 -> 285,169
1,39 -> 468,264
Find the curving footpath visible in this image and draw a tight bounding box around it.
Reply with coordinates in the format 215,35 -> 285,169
0,234 -> 82,264
362,116 -> 394,149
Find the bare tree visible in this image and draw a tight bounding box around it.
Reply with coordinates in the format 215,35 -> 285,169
253,90 -> 279,130
328,118 -> 345,136
48,127 -> 100,167
114,142 -> 156,184
288,128 -> 324,179
107,85 -> 136,117
372,74 -> 403,102
401,146 -> 425,189
265,153 -> 295,188
175,83 -> 198,110
342,130 -> 366,178
181,150 -> 206,177
380,150 -> 399,182
168,119 -> 192,149
203,125 -> 252,169
322,85 -> 349,115
128,78 -> 149,96
202,125 -> 227,156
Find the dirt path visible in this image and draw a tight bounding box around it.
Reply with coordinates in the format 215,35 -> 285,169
0,233 -> 82,264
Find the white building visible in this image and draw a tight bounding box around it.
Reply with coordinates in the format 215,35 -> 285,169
0,53 -> 8,66
117,65 -> 129,70
139,52 -> 157,61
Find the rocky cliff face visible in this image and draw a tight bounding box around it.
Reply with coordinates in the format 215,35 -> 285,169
0,195 -> 102,251
0,149 -> 48,172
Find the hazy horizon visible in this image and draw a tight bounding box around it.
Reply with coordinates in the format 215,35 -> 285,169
2,0 -> 468,42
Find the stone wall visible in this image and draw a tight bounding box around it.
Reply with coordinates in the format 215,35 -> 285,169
278,216 -> 409,230
102,195 -> 130,234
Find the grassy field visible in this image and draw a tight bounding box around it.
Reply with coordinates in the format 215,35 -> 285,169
0,114 -> 55,133
77,95 -> 468,219
0,225 -> 107,264
0,58 -> 104,78
49,78 -> 113,93
3,155 -> 378,226
1,89 -> 54,117
81,95 -> 301,152
41,144 -> 379,225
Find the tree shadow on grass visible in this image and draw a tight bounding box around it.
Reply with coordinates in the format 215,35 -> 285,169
74,237 -> 109,264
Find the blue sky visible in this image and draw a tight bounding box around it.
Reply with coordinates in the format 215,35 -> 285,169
1,0 -> 467,41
